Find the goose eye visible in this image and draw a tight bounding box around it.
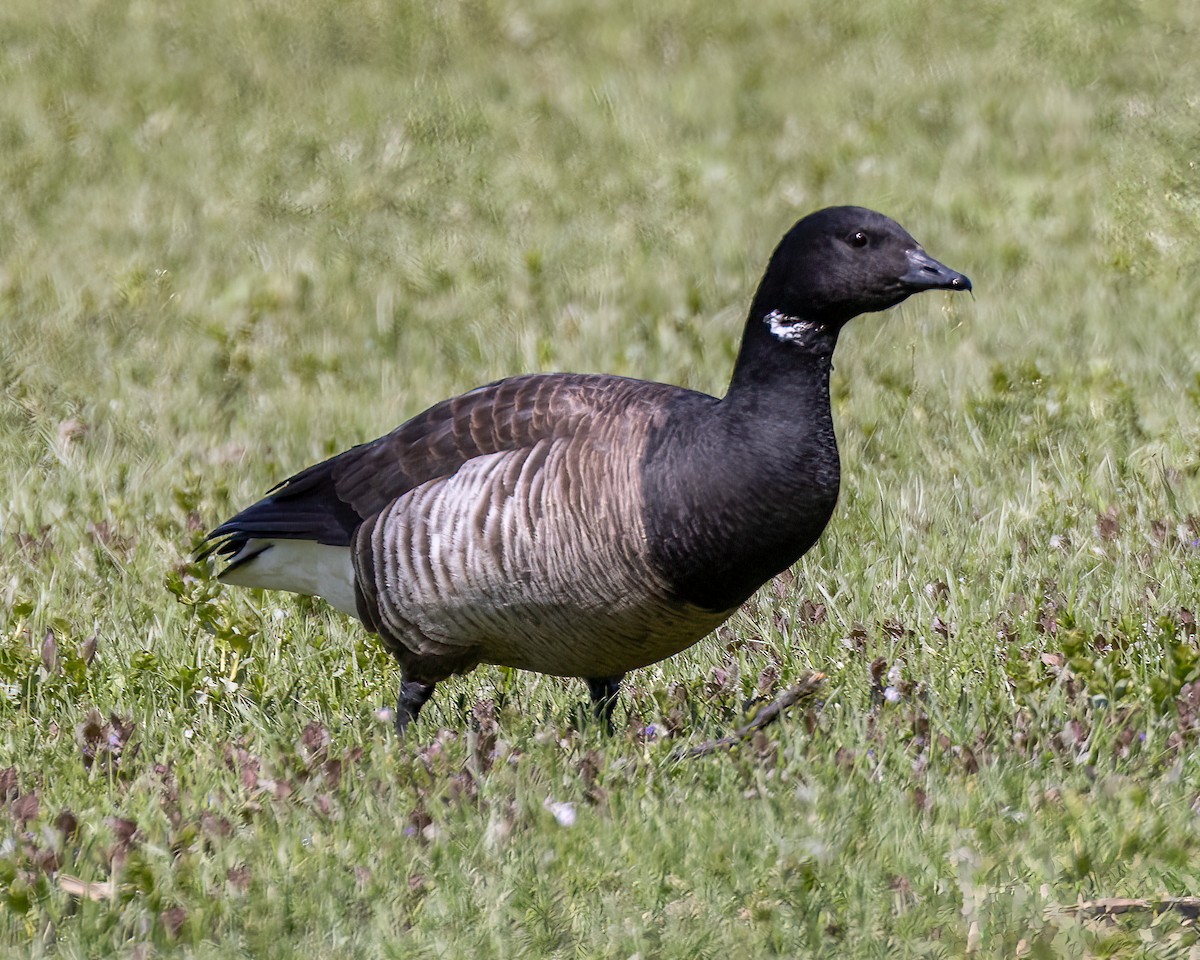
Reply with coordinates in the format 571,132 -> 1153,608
849,231 -> 869,248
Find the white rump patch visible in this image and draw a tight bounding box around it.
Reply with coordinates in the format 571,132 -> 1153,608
219,539 -> 359,617
763,309 -> 821,342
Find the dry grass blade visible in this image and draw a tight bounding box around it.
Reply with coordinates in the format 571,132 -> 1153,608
1050,897 -> 1200,922
672,672 -> 825,760
58,875 -> 119,901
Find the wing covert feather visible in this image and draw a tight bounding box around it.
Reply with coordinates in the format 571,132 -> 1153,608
206,374 -> 704,555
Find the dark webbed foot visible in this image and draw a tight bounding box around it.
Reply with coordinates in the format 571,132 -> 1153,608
585,674 -> 625,733
395,679 -> 436,735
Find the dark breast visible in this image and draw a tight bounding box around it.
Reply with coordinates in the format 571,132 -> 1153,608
639,393 -> 841,612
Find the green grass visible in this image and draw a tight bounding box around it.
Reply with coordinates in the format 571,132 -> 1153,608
4,0 -> 1200,955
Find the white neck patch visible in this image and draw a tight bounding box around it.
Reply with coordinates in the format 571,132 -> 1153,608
763,309 -> 821,342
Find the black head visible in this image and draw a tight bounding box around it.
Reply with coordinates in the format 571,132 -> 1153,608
750,205 -> 971,336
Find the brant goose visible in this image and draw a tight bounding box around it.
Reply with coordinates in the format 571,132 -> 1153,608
203,206 -> 970,731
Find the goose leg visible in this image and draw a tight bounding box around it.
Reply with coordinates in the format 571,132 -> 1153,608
585,674 -> 625,732
395,679 -> 436,735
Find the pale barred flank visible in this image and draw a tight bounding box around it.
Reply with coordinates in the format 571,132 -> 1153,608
355,425 -> 733,681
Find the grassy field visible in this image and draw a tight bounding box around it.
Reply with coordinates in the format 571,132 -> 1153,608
3,0 -> 1200,955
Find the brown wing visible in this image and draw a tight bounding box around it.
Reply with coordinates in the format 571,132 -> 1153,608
202,373 -> 697,561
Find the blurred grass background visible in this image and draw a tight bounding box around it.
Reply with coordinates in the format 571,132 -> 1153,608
3,0 -> 1200,956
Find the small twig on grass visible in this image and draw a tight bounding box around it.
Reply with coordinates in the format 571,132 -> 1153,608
1050,897 -> 1200,922
672,672 -> 825,761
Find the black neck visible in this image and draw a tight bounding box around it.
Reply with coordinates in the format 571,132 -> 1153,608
640,308 -> 843,612
723,305 -> 840,406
